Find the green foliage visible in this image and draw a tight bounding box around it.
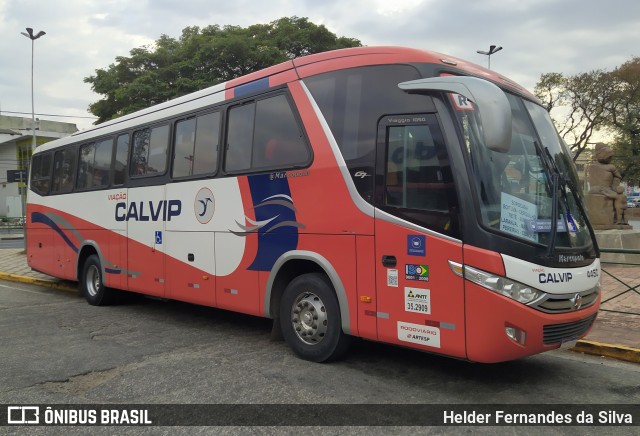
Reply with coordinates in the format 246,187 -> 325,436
607,57 -> 640,183
534,72 -> 566,112
534,70 -> 611,162
84,17 -> 361,123
610,135 -> 640,186
535,57 -> 640,184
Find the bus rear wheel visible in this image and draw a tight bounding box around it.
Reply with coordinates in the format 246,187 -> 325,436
280,273 -> 350,362
81,254 -> 115,306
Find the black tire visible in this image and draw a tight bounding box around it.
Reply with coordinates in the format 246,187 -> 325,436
80,254 -> 115,306
280,273 -> 351,362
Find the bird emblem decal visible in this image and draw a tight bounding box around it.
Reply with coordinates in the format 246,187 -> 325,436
194,188 -> 215,224
198,197 -> 213,217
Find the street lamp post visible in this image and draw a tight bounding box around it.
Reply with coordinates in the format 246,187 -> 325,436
20,27 -> 45,227
476,44 -> 502,69
21,27 -> 46,151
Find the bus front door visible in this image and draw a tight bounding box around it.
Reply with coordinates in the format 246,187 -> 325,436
374,114 -> 466,359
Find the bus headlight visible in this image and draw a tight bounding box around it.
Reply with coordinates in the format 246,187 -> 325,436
464,265 -> 543,305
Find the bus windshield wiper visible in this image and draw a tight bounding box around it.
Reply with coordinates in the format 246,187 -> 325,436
537,143 -> 569,259
543,145 -> 572,220
546,172 -> 559,259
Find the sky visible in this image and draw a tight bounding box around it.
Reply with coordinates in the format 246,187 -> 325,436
1,0 -> 639,131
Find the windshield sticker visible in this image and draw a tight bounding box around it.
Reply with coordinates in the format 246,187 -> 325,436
449,93 -> 474,111
404,287 -> 431,314
527,216 -> 577,233
500,192 -> 538,242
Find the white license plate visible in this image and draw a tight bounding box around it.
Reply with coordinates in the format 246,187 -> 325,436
559,338 -> 578,350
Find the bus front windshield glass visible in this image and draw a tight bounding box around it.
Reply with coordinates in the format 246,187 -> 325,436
456,92 -> 592,250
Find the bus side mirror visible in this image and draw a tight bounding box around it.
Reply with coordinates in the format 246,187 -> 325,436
399,76 -> 512,153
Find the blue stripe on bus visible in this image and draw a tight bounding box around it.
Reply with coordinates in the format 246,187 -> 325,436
246,174 -> 299,271
31,212 -> 79,253
233,77 -> 270,98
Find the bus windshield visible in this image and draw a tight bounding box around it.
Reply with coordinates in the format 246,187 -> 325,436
455,92 -> 593,250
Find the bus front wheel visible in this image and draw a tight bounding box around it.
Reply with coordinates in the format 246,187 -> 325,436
280,273 -> 351,362
81,254 -> 115,306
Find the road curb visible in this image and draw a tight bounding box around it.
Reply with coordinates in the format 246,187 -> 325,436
0,270 -> 638,364
0,271 -> 76,293
571,340 -> 640,364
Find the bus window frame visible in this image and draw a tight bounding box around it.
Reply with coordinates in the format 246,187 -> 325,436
112,133 -> 130,188
50,146 -> 78,195
30,89 -> 314,194
75,136 -> 116,193
221,90 -> 314,177
29,151 -> 54,196
129,122 -> 171,181
374,111 -> 462,239
170,109 -> 222,182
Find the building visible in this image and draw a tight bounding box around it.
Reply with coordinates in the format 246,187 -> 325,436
0,115 -> 77,218
573,148 -> 592,193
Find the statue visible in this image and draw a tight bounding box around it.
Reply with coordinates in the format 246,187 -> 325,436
613,179 -> 628,225
585,143 -> 630,229
588,143 -> 622,197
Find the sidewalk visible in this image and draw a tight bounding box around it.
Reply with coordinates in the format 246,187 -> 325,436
0,243 -> 637,363
575,263 -> 640,363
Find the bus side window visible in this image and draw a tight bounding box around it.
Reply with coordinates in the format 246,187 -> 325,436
113,134 -> 129,186
225,103 -> 255,173
173,118 -> 196,178
77,143 -> 96,190
172,111 -> 220,178
148,125 -> 169,174
131,128 -> 150,176
193,112 -> 220,175
225,94 -> 309,173
93,138 -> 113,188
131,125 -> 169,176
51,148 -> 76,194
30,153 -> 53,196
77,138 -> 112,190
378,120 -> 460,238
252,94 -> 309,169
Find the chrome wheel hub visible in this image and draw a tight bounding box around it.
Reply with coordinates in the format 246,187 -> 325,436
291,292 -> 328,345
86,265 -> 101,297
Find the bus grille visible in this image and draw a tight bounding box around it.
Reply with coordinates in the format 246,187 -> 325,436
543,314 -> 597,345
533,289 -> 599,313
529,288 -> 600,313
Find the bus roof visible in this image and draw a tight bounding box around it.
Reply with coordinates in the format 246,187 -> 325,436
34,46 -> 535,154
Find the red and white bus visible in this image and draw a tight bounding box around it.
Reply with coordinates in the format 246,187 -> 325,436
26,46 -> 601,363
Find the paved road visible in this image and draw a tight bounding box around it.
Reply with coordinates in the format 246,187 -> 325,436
1,280 -> 638,435
0,228 -> 25,249
0,238 -> 24,249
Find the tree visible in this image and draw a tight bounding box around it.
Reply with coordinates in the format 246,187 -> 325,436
534,70 -> 611,162
535,72 -> 566,113
606,57 -> 640,183
85,17 -> 361,123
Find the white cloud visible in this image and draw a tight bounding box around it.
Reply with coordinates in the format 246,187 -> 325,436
371,0 -> 427,16
0,0 -> 638,131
